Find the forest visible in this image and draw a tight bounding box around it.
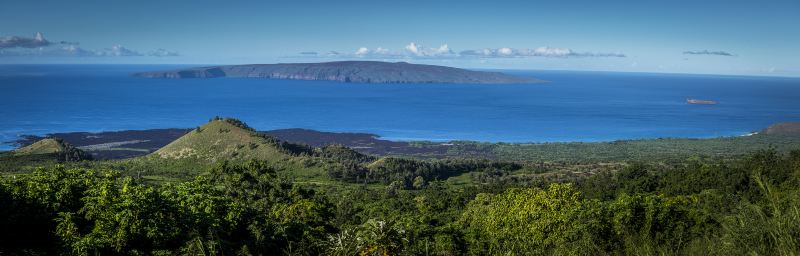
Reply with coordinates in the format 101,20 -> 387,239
1,118 -> 799,255
1,150 -> 799,255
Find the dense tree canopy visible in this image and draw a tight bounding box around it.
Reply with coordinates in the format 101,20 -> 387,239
1,150 -> 799,255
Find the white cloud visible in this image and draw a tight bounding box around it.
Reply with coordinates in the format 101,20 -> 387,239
405,42 -> 421,55
93,45 -> 142,56
434,44 -> 453,55
532,47 -> 573,56
403,42 -> 454,57
56,45 -> 96,56
460,46 -> 624,58
302,43 -> 625,59
323,43 -> 456,59
355,47 -> 370,55
148,48 -> 180,57
683,50 -> 734,56
374,47 -> 389,54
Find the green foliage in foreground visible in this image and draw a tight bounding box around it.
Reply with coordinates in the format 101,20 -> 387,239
1,150 -> 800,255
0,161 -> 333,255
461,184 -> 715,255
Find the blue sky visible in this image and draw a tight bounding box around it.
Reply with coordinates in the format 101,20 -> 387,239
1,0 -> 798,76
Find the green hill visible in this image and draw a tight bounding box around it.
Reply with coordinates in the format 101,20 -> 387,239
153,118 -> 296,162
140,118 -> 375,182
13,138 -> 91,161
16,138 -> 69,155
1,138 -> 92,172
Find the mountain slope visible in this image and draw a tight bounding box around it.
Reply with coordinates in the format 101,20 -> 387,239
153,118 -> 296,162
146,118 -> 379,182
133,61 -> 543,84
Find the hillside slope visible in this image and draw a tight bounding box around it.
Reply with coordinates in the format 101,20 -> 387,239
153,119 -> 296,162
14,138 -> 70,155
762,122 -> 800,135
13,138 -> 91,161
1,138 -> 92,172
144,118 -> 376,181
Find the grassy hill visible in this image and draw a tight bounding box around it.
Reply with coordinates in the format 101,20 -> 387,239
122,118 -> 374,183
14,138 -> 69,155
13,137 -> 91,161
1,138 -> 91,173
153,118 -> 295,162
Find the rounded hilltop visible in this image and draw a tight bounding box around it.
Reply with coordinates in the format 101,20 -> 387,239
13,137 -> 91,161
153,117 -> 372,163
147,117 -> 377,181
14,138 -> 70,155
153,117 -> 289,162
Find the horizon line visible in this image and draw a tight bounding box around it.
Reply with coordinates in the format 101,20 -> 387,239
1,62 -> 797,79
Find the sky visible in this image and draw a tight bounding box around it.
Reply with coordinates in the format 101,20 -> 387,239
1,0 -> 798,77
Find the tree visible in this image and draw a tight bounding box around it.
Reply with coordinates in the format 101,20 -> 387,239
412,176 -> 426,189
460,184 -> 591,255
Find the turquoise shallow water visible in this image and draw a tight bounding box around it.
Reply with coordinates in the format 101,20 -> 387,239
1,65 -> 799,150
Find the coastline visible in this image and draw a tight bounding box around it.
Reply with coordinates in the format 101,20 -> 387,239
3,125 -> 797,161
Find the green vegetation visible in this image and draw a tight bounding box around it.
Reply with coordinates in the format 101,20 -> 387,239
2,118 -> 800,255
444,134 -> 800,163
2,150 -> 799,255
371,132 -> 800,164
0,161 -> 333,255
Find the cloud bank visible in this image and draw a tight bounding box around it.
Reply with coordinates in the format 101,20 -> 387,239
404,42 -> 454,57
0,32 -> 52,48
348,43 -> 456,58
460,47 -> 625,58
306,43 -> 625,59
0,32 -> 179,58
96,45 -> 142,56
683,50 -> 734,56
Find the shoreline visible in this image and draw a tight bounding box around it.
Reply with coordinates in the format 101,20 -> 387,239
2,125 -> 791,160
5,127 -> 766,148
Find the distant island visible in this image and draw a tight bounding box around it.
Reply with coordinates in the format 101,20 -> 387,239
133,61 -> 544,84
686,98 -> 718,105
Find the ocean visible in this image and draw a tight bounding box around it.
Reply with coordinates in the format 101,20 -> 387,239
1,64 -> 799,150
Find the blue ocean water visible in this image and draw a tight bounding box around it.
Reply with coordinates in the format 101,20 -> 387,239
1,64 -> 799,150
